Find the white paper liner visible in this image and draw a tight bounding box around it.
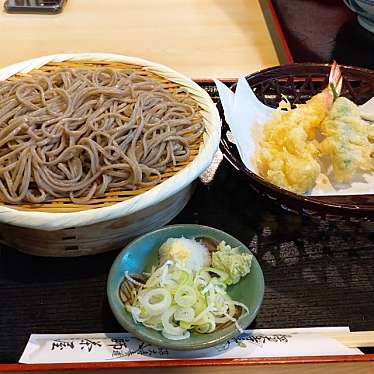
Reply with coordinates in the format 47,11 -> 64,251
0,53 -> 221,230
216,76 -> 374,197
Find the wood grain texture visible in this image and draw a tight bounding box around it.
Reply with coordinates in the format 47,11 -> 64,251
1,356 -> 374,373
259,0 -> 293,64
0,0 -> 279,79
322,331 -> 374,348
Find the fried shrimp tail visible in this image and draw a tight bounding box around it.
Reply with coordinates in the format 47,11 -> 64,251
300,61 -> 343,137
328,60 -> 343,101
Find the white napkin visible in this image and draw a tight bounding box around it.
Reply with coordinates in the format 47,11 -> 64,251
215,77 -> 374,196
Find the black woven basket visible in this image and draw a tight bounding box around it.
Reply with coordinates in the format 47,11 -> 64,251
219,63 -> 374,220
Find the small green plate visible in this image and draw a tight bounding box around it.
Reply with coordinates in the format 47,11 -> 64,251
107,224 -> 265,350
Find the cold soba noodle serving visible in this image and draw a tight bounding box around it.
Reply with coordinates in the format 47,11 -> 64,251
0,68 -> 204,204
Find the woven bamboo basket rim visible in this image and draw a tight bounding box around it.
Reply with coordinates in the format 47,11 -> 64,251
0,53 -> 220,230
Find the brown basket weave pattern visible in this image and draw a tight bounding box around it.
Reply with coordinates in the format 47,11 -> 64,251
3,60 -> 203,213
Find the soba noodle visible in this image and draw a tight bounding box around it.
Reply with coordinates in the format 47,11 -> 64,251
0,67 -> 204,204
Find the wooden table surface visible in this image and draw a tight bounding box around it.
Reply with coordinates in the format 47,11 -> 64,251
0,0 -> 279,80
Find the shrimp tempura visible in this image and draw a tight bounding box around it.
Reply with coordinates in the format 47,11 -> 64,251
256,63 -> 343,194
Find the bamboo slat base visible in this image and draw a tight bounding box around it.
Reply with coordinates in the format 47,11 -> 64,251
0,183 -> 196,257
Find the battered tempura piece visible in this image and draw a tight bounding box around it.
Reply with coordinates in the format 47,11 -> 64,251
256,63 -> 343,194
320,97 -> 374,182
256,103 -> 321,194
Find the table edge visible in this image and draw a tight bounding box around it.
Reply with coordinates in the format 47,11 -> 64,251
1,354 -> 374,372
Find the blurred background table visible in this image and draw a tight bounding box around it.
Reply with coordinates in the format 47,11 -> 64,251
0,0 -> 279,79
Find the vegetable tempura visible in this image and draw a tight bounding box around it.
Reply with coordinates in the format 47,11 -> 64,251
320,97 -> 374,182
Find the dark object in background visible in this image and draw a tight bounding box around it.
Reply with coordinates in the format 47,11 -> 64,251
333,19 -> 374,70
272,0 -> 374,69
4,0 -> 67,14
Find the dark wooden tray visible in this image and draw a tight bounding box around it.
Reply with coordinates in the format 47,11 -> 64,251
1,81 -> 374,373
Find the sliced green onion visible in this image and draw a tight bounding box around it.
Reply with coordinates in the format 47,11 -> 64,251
193,293 -> 208,316
171,268 -> 193,285
142,314 -> 164,331
126,306 -> 150,323
161,306 -> 186,336
146,260 -> 173,288
194,270 -> 211,289
213,301 -> 235,323
175,285 -> 197,307
195,313 -> 216,333
174,307 -> 195,322
179,321 -> 192,329
140,288 -> 171,315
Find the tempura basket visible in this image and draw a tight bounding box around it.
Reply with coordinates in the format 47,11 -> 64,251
219,63 -> 374,220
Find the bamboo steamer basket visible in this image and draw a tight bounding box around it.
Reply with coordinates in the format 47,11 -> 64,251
0,53 -> 220,257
